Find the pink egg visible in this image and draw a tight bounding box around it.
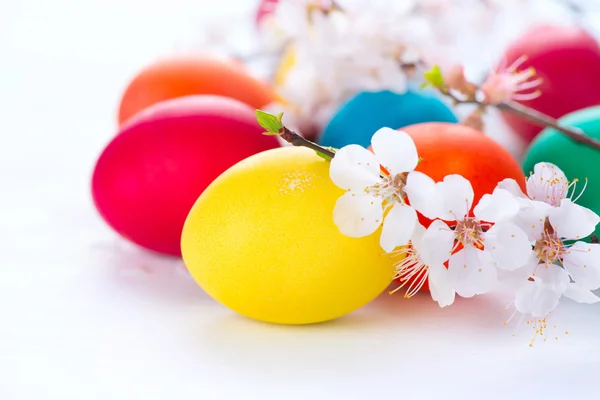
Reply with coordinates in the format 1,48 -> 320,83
499,24 -> 600,142
92,95 -> 280,256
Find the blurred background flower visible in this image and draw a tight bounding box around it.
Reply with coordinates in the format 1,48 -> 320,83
180,0 -> 600,156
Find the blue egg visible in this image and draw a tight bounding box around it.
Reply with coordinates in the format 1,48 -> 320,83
319,90 -> 458,148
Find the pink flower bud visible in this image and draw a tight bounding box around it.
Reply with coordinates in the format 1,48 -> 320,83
443,64 -> 477,97
481,55 -> 542,105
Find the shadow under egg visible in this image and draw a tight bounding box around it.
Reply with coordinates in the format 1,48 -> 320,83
90,239 -> 208,305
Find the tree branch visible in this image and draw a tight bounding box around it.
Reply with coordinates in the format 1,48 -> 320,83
439,89 -> 600,151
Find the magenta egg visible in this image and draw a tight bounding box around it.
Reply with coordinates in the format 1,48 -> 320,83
92,95 -> 280,256
499,24 -> 600,142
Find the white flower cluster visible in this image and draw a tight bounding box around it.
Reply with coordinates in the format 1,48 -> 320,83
259,0 -> 433,134
328,128 -> 600,342
255,0 -> 551,136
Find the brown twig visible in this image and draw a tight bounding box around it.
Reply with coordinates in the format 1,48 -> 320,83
497,102 -> 600,150
280,127 -> 336,158
440,89 -> 600,151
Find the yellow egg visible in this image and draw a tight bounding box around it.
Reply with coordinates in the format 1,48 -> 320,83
181,147 -> 396,324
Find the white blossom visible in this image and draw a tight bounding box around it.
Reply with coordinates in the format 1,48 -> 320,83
499,162 -> 600,293
329,128 -> 438,253
500,162 -> 586,207
498,162 -> 588,241
416,176 -> 532,298
502,260 -> 600,346
526,200 -> 600,290
262,0 -> 432,132
495,166 -> 600,344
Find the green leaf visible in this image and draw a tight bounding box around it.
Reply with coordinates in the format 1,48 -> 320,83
423,65 -> 445,89
255,110 -> 284,134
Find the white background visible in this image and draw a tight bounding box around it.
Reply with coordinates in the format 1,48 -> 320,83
2,1 -> 600,399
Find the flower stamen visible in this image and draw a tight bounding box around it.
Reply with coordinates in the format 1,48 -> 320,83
366,172 -> 408,208
454,217 -> 485,247
505,300 -> 558,346
534,218 -> 568,265
390,245 -> 429,298
569,177 -> 588,203
482,55 -> 543,105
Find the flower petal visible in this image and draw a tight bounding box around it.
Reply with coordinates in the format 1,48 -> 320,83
409,222 -> 426,249
333,192 -> 383,237
526,162 -> 569,206
435,174 -> 474,221
371,128 -> 418,174
533,263 -> 570,292
473,188 -> 520,223
497,178 -> 527,198
549,199 -> 600,240
418,220 -> 455,266
379,204 -> 417,253
513,199 -> 552,241
531,287 -> 562,318
562,242 -> 600,290
497,257 -> 538,290
404,171 -> 440,219
514,281 -> 538,315
563,283 -> 600,304
428,264 -> 456,307
448,246 -> 497,297
484,222 -> 533,271
329,144 -> 381,192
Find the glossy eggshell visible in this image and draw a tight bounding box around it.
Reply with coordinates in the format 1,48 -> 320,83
402,122 -> 527,223
523,106 -> 600,240
181,147 -> 395,324
319,90 -> 458,149
499,24 -> 600,142
118,55 -> 276,125
93,95 -> 280,256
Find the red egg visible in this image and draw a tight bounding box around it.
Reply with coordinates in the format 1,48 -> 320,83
255,0 -> 279,26
499,24 -> 600,142
93,95 -> 280,256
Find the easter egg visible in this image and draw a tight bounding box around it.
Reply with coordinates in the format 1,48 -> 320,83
523,106 -> 600,239
181,147 -> 395,324
402,122 -> 527,217
93,95 -> 280,256
118,55 -> 276,125
319,90 -> 458,149
499,24 -> 600,142
255,0 -> 279,25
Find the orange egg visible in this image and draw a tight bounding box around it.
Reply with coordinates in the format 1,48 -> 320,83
118,55 -> 276,125
403,122 -> 526,213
